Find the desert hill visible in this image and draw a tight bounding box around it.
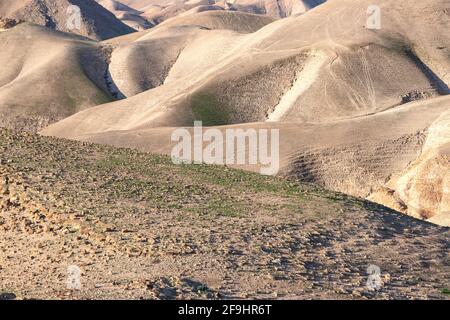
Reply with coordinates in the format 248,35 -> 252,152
42,0 -> 450,130
226,0 -> 327,18
0,0 -> 448,225
0,0 -> 449,300
39,0 -> 450,225
0,23 -> 118,132
0,8 -> 274,131
96,0 -> 326,29
105,10 -> 275,97
97,0 -> 155,30
1,128 -> 449,299
0,0 -> 136,40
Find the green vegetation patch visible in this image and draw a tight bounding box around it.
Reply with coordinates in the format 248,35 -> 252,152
190,198 -> 248,218
191,93 -> 230,126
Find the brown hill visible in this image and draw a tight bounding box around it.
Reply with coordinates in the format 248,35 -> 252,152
97,0 -> 155,30
0,0 -> 136,40
41,0 -> 450,224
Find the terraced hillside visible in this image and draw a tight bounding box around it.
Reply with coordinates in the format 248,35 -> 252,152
0,129 -> 449,299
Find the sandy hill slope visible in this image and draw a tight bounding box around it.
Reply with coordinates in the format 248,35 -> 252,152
0,9 -> 273,132
43,0 -> 450,131
0,23 -> 117,132
111,0 -> 221,27
0,0 -> 136,40
114,0 -> 326,21
97,0 -> 155,30
1,129 -> 449,299
158,8 -> 275,31
229,0 -> 326,18
96,0 -> 325,30
104,10 -> 275,97
40,0 -> 450,224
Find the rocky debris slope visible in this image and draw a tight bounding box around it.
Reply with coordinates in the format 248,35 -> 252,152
0,0 -> 135,40
0,129 -> 449,299
0,18 -> 22,30
369,110 -> 450,226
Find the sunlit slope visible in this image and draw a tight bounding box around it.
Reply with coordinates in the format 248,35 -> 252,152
44,0 -> 450,135
0,23 -> 113,132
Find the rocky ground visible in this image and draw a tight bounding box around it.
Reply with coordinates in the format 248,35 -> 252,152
0,128 -> 449,300
0,18 -> 22,30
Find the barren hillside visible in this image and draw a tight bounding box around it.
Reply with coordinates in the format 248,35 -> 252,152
0,23 -> 116,132
0,0 -> 135,39
97,0 -> 155,30
96,0 -> 326,29
1,129 -> 449,299
0,0 -> 449,301
39,0 -> 450,224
